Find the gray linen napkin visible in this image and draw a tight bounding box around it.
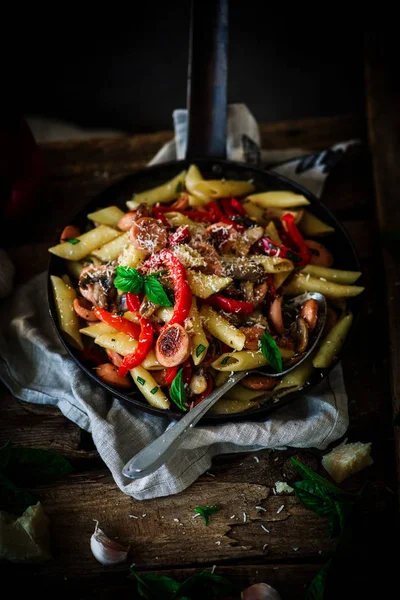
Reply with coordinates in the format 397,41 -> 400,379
0,105 -> 356,500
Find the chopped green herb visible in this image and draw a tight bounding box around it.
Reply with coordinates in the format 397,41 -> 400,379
116,310 -> 125,316
196,344 -> 206,357
260,331 -> 283,372
65,238 -> 80,245
193,505 -> 221,526
144,276 -> 173,307
169,369 -> 187,411
175,181 -> 184,194
111,338 -> 115,342
114,265 -> 144,294
137,377 -> 146,386
150,386 -> 158,395
221,356 -> 229,365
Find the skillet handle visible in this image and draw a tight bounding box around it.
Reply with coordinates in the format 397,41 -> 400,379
185,0 -> 228,160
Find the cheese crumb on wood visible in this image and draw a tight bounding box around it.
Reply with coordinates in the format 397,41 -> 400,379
275,481 -> 294,494
322,440 -> 372,483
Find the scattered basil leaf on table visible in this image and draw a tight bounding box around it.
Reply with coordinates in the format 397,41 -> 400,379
193,505 -> 221,526
114,265 -> 144,294
0,440 -> 73,513
3,447 -> 74,487
305,559 -> 333,600
170,369 -> 187,411
65,238 -> 80,245
260,332 -> 283,372
144,276 -> 173,307
130,565 -> 233,600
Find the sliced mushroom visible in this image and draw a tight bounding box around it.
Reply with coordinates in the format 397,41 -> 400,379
222,256 -> 264,281
155,324 -> 191,367
233,225 -> 264,256
139,296 -> 160,319
242,375 -> 278,390
292,317 -> 309,354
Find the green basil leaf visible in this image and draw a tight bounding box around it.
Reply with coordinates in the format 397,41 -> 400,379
144,276 -> 173,307
291,481 -> 336,518
178,571 -> 234,599
4,447 -> 73,487
0,473 -> 38,513
193,505 -> 221,526
0,439 -> 12,471
169,369 -> 187,411
130,568 -> 180,600
114,265 -> 144,293
260,332 -> 283,372
291,458 -> 357,499
196,344 -> 206,358
305,559 -> 333,600
65,238 -> 80,245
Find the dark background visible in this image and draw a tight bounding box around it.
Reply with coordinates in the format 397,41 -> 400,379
9,6 -> 365,133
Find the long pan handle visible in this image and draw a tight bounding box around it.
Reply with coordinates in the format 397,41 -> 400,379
185,0 -> 228,160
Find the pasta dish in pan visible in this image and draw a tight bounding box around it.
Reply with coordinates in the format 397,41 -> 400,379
49,165 -> 364,415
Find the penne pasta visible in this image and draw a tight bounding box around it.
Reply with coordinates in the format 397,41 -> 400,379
251,255 -> 294,273
94,332 -> 161,369
49,226 -> 121,261
66,260 -> 84,280
126,170 -> 186,209
211,348 -> 294,371
299,210 -> 335,237
117,244 -> 148,269
87,206 -> 125,227
273,271 -> 292,289
80,322 -> 117,339
242,200 -> 266,224
130,366 -> 170,409
200,305 -> 246,351
265,220 -> 282,243
301,265 -> 362,285
186,271 -> 232,299
246,191 -> 310,209
185,164 -> 204,196
155,306 -> 174,324
223,385 -> 268,402
272,355 -> 315,398
192,179 -> 255,201
51,275 -> 83,350
313,312 -> 353,369
164,212 -> 199,230
209,397 -> 261,415
187,298 -> 209,365
91,232 -> 130,262
283,273 -> 364,298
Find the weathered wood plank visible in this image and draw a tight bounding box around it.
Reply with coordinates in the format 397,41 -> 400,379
365,33 -> 400,497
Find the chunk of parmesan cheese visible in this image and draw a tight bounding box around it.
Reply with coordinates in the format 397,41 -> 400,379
322,441 -> 372,483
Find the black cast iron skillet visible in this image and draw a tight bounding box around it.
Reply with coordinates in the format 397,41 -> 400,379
47,0 -> 363,423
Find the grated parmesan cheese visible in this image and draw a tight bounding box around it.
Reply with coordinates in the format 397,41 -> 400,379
276,505 -> 285,514
275,481 -> 294,494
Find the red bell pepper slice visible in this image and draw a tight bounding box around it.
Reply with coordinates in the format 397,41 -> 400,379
261,237 -> 302,264
143,249 -> 192,326
164,366 -> 178,386
93,307 -> 141,339
281,213 -> 312,266
118,317 -> 154,376
168,225 -> 191,246
126,293 -> 141,312
152,205 -> 170,226
205,294 -> 254,315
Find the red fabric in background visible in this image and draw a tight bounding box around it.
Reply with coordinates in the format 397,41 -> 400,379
0,118 -> 44,227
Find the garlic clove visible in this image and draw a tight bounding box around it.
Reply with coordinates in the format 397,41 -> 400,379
241,583 -> 282,600
90,521 -> 129,566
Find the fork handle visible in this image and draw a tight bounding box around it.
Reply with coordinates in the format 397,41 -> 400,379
122,370 -> 247,479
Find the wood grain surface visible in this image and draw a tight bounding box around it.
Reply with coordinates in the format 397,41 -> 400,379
0,112 -> 397,599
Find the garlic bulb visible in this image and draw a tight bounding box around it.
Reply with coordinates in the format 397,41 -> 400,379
242,583 -> 282,600
90,521 -> 129,566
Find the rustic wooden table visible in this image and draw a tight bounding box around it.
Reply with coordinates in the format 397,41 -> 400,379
1,104 -> 399,598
